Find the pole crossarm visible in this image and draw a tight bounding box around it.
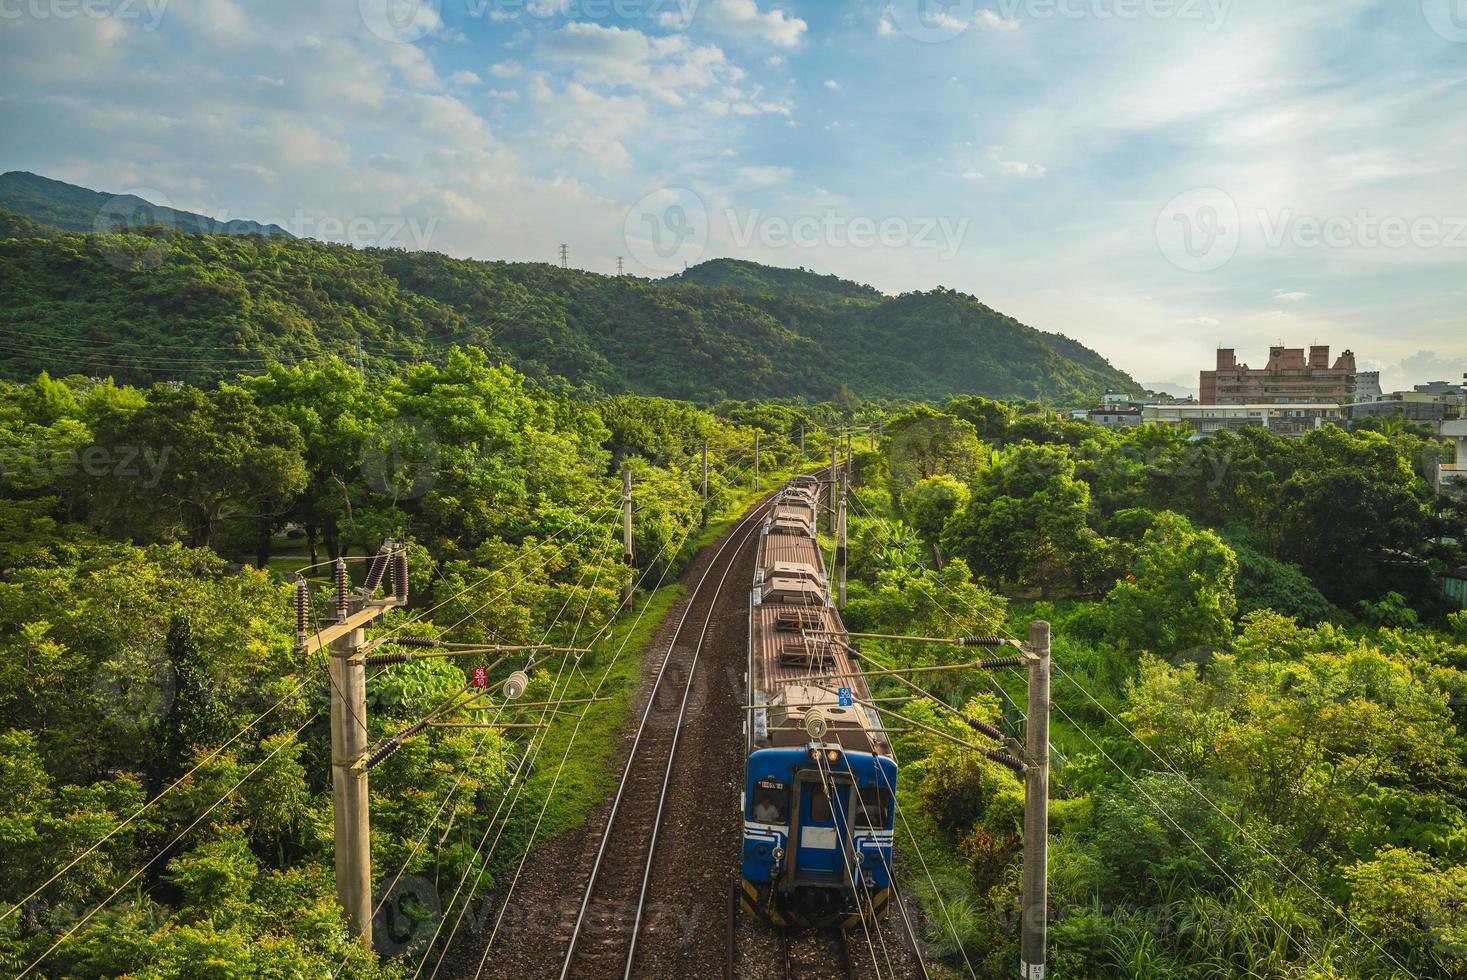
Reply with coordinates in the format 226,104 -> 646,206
807,628 -> 1024,650
301,600 -> 404,654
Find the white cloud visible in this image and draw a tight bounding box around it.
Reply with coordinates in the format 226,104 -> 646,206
451,70 -> 482,86
697,0 -> 808,48
988,148 -> 1046,178
824,79 -> 840,92
736,164 -> 793,186
1273,290 -> 1310,302
976,11 -> 1021,31
961,170 -> 985,180
490,61 -> 522,78
1179,316 -> 1222,327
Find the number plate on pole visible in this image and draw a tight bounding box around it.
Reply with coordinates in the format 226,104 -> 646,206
838,687 -> 853,707
471,667 -> 488,688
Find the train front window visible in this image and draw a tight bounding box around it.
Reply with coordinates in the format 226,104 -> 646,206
854,785 -> 891,829
751,781 -> 788,825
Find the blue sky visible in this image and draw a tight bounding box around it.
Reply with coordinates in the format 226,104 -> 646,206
2,0 -> 1466,392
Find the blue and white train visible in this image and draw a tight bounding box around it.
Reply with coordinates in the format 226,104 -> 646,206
740,474 -> 897,929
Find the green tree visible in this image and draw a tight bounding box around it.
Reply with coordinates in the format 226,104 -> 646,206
904,474 -> 969,568
90,385 -> 307,549
942,444 -> 1102,596
1101,511 -> 1238,654
884,408 -> 986,502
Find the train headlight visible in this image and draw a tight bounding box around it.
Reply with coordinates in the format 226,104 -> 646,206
825,749 -> 839,763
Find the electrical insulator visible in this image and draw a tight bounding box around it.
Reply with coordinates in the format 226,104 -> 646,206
294,577 -> 309,646
502,671 -> 529,700
395,636 -> 443,648
963,714 -> 1006,743
362,546 -> 390,594
392,552 -> 409,603
960,636 -> 1008,648
977,656 -> 1027,670
804,707 -> 828,740
982,748 -> 1027,776
364,651 -> 413,667
332,558 -> 349,621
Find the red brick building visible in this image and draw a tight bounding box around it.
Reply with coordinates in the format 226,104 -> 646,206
1201,346 -> 1358,405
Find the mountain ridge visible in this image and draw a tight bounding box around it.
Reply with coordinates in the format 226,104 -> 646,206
0,174 -> 1140,404
0,171 -> 293,238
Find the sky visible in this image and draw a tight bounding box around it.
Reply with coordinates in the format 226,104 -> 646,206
2,0 -> 1466,394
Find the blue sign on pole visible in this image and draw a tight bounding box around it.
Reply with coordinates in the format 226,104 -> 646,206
838,687 -> 853,707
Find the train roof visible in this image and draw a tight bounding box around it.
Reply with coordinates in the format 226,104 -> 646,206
748,478 -> 890,758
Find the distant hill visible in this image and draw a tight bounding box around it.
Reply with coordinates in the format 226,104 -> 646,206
0,190 -> 1139,405
0,171 -> 292,238
667,258 -> 882,303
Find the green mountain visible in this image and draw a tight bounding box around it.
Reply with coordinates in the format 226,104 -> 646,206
0,171 -> 292,238
0,201 -> 1138,404
668,258 -> 882,302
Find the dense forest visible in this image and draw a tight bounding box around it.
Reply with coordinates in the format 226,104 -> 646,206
837,400 -> 1467,979
0,355 -> 840,976
1,350 -> 1461,977
0,180 -> 1140,405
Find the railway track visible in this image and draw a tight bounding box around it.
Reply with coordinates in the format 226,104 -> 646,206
781,930 -> 855,980
557,500 -> 772,979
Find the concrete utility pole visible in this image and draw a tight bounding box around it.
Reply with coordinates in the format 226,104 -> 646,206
829,444 -> 838,533
1020,620 -> 1052,980
753,431 -> 760,491
799,424 -> 805,461
837,470 -> 848,609
622,466 -> 634,608
700,441 -> 709,527
306,542 -> 405,945
329,594 -> 371,944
